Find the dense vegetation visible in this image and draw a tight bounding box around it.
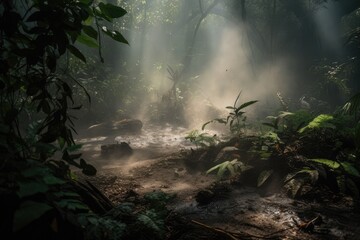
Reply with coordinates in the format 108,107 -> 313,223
1,0 -> 360,239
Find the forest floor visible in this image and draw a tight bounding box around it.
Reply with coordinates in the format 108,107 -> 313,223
75,124 -> 360,240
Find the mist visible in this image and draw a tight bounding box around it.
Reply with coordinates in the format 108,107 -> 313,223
111,1 -> 313,128
70,0 -> 360,134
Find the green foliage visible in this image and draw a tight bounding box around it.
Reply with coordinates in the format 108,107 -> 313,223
79,191 -> 174,240
310,158 -> 340,169
0,0 -> 128,237
298,114 -> 335,133
263,110 -> 313,133
263,111 -> 294,130
202,92 -> 258,135
206,159 -> 253,180
285,158 -> 360,199
311,59 -> 351,105
343,92 -> 360,117
185,130 -> 219,147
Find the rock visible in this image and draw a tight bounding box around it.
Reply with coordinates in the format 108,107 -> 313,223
101,142 -> 133,158
112,119 -> 143,134
195,190 -> 215,205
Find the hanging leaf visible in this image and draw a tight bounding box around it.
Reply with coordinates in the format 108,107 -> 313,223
340,162 -> 360,177
67,45 -> 86,62
82,25 -> 98,39
77,33 -> 99,48
98,3 -> 127,18
102,27 -> 129,44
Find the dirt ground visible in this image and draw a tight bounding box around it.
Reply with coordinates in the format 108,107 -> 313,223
75,124 -> 360,240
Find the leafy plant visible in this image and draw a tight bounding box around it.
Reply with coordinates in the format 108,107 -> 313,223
298,114 -> 336,133
263,111 -> 295,130
202,92 -> 258,135
0,0 -> 128,238
77,191 -> 175,240
206,159 -> 253,180
185,130 -> 219,147
263,110 -> 313,133
285,158 -> 360,198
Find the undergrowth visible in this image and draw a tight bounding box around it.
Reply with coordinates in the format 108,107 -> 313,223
187,92 -> 360,202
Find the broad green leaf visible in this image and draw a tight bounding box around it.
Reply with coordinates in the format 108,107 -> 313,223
206,165 -> 221,174
309,158 -> 340,169
257,170 -> 273,187
340,162 -> 360,177
82,25 -> 98,39
217,161 -> 229,178
299,114 -> 335,133
17,181 -> 49,198
98,3 -> 127,18
102,27 -> 129,44
83,15 -> 93,25
67,45 -> 86,62
13,201 -> 52,232
227,163 -> 235,176
237,100 -> 258,111
43,175 -> 66,185
77,33 -> 99,48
